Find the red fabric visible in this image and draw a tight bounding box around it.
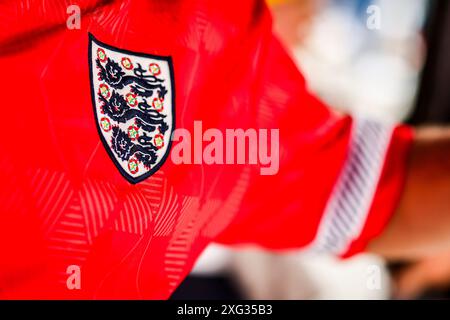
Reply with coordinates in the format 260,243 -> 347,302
0,0 -> 413,299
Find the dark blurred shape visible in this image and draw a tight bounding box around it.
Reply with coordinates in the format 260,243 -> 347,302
410,0 -> 450,125
170,275 -> 243,300
394,1 -> 450,299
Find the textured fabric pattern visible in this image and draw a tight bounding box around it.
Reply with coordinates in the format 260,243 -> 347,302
0,0 -> 413,299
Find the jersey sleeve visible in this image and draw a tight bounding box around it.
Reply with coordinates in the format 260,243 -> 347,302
215,20 -> 414,257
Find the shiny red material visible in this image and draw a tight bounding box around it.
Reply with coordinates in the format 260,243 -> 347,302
0,0 -> 413,299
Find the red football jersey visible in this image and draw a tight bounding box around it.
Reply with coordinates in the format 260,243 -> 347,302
0,0 -> 413,299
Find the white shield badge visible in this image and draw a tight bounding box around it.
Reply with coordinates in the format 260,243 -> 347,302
88,34 -> 175,184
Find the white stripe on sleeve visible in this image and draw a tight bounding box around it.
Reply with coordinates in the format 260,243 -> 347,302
306,118 -> 394,255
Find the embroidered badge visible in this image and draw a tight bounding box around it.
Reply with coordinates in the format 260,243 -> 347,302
88,34 -> 175,184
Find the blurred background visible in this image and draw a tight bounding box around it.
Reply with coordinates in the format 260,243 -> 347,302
172,0 -> 450,300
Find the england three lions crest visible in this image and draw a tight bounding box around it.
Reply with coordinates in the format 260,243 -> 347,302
88,34 -> 175,184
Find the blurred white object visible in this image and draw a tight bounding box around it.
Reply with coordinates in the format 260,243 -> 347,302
191,244 -> 233,275
294,0 -> 426,123
192,244 -> 390,299
377,0 -> 427,40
